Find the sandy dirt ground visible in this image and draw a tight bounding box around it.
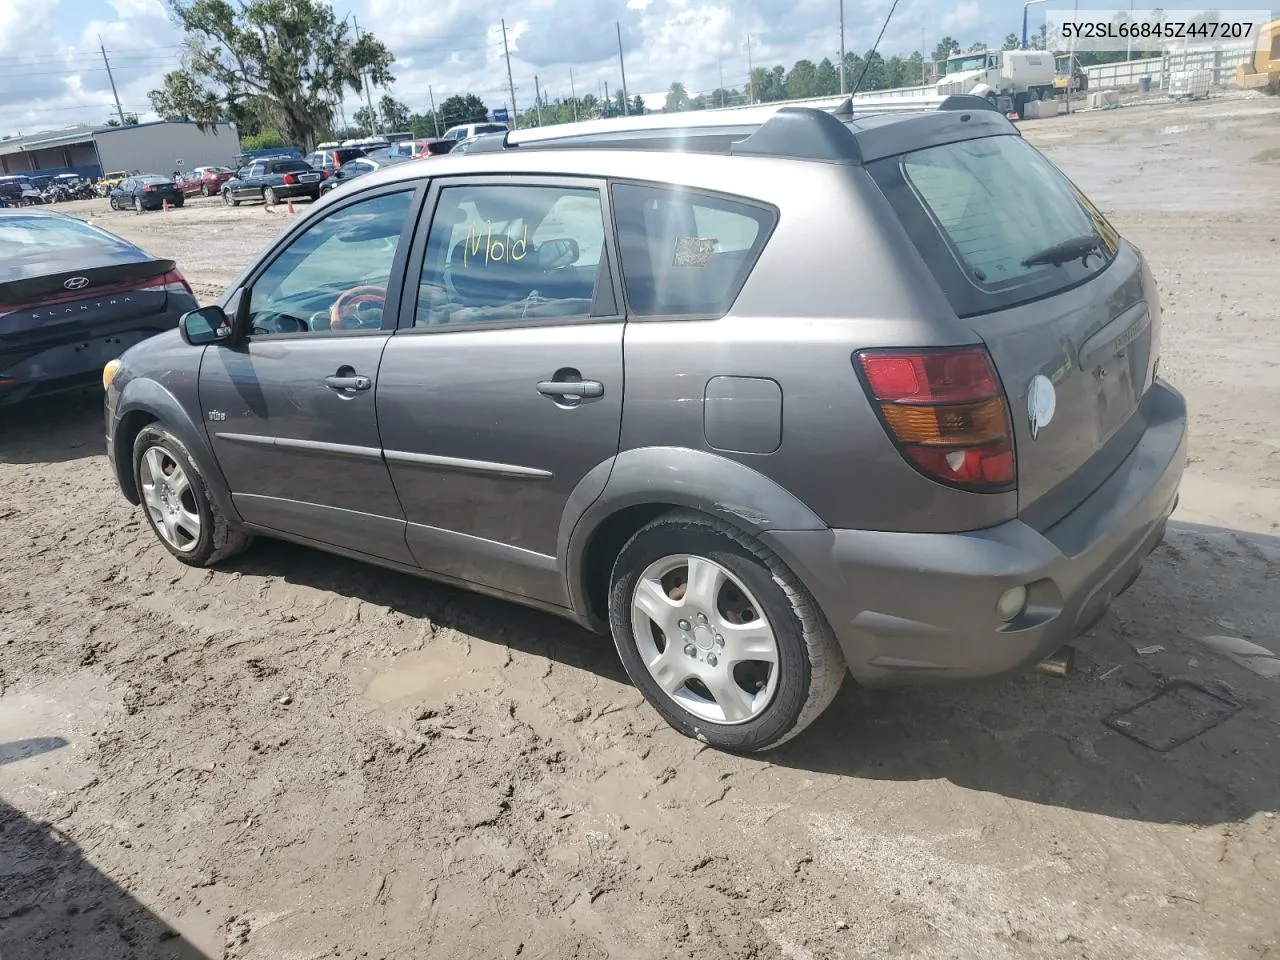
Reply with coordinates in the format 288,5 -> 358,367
2,94 -> 1279,960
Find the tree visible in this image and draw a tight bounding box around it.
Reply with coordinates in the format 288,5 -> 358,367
437,93 -> 488,129
242,129 -> 285,150
785,59 -> 818,99
906,51 -> 925,85
408,111 -> 439,138
148,0 -> 394,151
815,57 -> 839,95
104,112 -> 139,126
379,95 -> 409,132
933,37 -> 960,63
664,82 -> 689,112
967,41 -> 987,52
631,95 -> 645,114
1003,33 -> 1020,49
353,105 -> 377,134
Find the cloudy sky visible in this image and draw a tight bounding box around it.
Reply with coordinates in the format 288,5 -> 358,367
0,0 -> 1230,136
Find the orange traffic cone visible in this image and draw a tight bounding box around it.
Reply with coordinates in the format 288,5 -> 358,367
287,197 -> 295,214
163,198 -> 170,212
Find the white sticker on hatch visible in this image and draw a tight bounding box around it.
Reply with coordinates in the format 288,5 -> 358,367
1027,374 -> 1057,440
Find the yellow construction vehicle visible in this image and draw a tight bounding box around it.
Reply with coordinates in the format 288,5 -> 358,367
1236,17 -> 1280,88
1054,54 -> 1088,94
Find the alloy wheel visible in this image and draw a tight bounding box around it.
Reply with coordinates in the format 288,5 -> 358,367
630,554 -> 780,724
138,446 -> 201,553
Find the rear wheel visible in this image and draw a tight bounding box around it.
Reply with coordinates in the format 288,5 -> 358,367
132,425 -> 251,567
264,187 -> 277,206
608,511 -> 846,753
201,183 -> 210,197
133,195 -> 142,213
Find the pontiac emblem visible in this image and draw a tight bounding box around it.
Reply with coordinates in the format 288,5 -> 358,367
1027,374 -> 1056,440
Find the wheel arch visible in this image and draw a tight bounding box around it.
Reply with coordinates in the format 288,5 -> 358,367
113,378 -> 242,525
560,446 -> 829,632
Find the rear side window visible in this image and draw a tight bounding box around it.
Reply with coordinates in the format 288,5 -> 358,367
868,134 -> 1120,318
611,183 -> 776,318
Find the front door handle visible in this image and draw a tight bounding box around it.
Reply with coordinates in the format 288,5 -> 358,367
537,379 -> 603,399
325,374 -> 372,392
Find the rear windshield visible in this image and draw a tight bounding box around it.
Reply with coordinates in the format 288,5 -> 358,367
868,134 -> 1120,317
272,160 -> 313,173
0,214 -> 133,255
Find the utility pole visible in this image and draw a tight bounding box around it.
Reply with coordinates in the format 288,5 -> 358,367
501,18 -> 519,130
428,85 -> 440,137
746,34 -> 754,104
839,0 -> 847,94
99,37 -> 126,125
719,60 -> 726,107
921,27 -> 926,83
616,22 -> 630,115
604,80 -> 610,115
570,67 -> 578,121
534,75 -> 544,126
352,17 -> 378,134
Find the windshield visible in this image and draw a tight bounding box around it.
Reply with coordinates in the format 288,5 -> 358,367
946,54 -> 988,74
868,133 -> 1119,317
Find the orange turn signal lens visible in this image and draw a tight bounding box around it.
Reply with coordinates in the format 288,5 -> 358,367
879,397 -> 1010,446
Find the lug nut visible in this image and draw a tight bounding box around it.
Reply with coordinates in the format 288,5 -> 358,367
706,654 -> 718,667
684,644 -> 697,658
697,612 -> 708,624
714,635 -> 724,648
678,619 -> 691,632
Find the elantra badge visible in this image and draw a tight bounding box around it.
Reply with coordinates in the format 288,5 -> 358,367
63,276 -> 90,290
1027,374 -> 1056,440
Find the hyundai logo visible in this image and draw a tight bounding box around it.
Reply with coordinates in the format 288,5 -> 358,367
63,276 -> 90,290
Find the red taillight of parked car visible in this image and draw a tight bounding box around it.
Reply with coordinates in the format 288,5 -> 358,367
283,173 -> 297,185
138,269 -> 194,298
855,347 -> 1015,491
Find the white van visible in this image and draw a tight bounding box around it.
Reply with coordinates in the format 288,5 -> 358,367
440,122 -> 508,142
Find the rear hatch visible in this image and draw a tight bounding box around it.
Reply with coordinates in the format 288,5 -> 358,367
867,131 -> 1159,528
0,215 -> 186,365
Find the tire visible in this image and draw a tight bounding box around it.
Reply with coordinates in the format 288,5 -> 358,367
133,195 -> 142,213
132,425 -> 252,567
109,196 -> 118,211
223,190 -> 238,207
174,198 -> 184,208
607,510 -> 846,753
201,183 -> 210,197
263,187 -> 277,206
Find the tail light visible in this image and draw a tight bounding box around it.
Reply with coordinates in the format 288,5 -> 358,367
144,185 -> 158,192
283,173 -> 297,185
855,346 -> 1015,491
139,269 -> 194,297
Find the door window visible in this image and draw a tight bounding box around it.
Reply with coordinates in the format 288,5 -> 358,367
415,183 -> 609,326
246,191 -> 415,336
610,183 -> 776,318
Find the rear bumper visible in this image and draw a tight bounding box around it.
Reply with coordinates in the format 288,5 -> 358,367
0,303 -> 192,406
273,183 -> 321,199
763,380 -> 1187,686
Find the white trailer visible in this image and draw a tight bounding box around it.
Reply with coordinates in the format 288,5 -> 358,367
935,49 -> 1057,117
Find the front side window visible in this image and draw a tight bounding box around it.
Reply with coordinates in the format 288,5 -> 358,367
415,183 -> 609,327
610,183 -> 776,318
247,191 -> 414,336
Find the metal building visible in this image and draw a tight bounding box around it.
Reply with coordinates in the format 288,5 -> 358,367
0,120 -> 242,180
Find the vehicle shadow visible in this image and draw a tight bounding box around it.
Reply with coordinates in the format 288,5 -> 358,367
0,391 -> 103,465
222,537 -> 630,685
0,799 -> 211,959
222,522 -> 1280,826
769,522 -> 1280,825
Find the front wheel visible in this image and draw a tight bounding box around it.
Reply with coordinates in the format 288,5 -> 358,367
109,196 -> 118,211
223,190 -> 238,207
201,183 -> 210,197
608,511 -> 846,753
133,195 -> 142,213
263,187 -> 277,206
132,425 -> 252,567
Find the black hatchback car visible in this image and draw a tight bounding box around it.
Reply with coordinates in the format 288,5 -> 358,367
0,208 -> 196,405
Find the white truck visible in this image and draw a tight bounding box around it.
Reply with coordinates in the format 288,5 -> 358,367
936,49 -> 1057,117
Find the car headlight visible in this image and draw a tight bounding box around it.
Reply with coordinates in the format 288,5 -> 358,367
103,358 -> 123,390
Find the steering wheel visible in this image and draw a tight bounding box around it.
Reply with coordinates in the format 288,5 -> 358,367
329,285 -> 387,331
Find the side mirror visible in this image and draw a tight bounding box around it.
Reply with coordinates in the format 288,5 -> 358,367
180,305 -> 235,345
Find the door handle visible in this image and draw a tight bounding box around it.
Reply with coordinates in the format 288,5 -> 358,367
325,374 -> 372,392
537,379 -> 603,399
